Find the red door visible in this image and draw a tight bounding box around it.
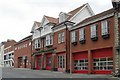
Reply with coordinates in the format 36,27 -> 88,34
46,53 -> 52,70
36,54 -> 42,70
73,51 -> 88,74
92,48 -> 113,74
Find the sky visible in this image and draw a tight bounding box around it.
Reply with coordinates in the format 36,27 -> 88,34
0,0 -> 113,43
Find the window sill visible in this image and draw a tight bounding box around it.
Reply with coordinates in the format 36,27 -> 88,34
71,41 -> 77,46
102,34 -> 109,39
79,40 -> 86,44
91,37 -> 98,41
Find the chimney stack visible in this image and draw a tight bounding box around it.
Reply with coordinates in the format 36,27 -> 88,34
112,0 -> 120,9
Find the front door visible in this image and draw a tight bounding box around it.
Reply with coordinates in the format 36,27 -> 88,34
46,56 -> 52,70
18,57 -> 22,68
58,55 -> 65,72
36,56 -> 42,70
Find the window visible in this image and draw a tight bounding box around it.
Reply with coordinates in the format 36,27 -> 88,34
74,59 -> 88,70
58,55 -> 65,68
35,39 -> 40,49
58,33 -> 61,43
79,28 -> 85,41
71,31 -> 77,43
101,20 -> 109,35
61,32 -> 65,42
91,24 -> 98,38
46,35 -> 49,46
46,35 -> 53,46
93,57 -> 113,70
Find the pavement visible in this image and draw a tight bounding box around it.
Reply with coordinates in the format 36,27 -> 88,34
1,67 -> 120,80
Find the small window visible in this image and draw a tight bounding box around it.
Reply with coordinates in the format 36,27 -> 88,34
71,31 -> 77,43
61,32 -> 65,42
101,20 -> 109,35
46,35 -> 53,46
58,33 -> 61,44
35,39 -> 40,49
91,24 -> 98,38
79,28 -> 85,41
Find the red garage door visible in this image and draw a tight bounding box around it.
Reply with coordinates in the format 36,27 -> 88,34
36,54 -> 42,70
92,48 -> 113,74
73,51 -> 88,74
46,53 -> 52,70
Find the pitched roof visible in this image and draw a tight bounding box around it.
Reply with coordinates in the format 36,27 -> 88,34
45,15 -> 58,24
76,8 -> 114,26
14,35 -> 32,45
66,3 -> 86,20
34,21 -> 41,27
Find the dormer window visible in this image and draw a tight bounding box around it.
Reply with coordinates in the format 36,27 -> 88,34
101,20 -> 110,39
71,31 -> 77,45
59,12 -> 69,23
90,24 -> 98,41
79,28 -> 86,44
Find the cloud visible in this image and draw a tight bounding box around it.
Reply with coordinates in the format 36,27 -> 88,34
0,0 -> 113,42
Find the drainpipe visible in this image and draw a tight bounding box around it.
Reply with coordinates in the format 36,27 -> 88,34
64,23 -> 68,73
30,38 -> 32,69
70,31 -> 72,74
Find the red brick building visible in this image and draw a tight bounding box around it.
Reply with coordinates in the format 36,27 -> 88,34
70,9 -> 115,74
4,39 -> 16,67
14,35 -> 32,68
30,2 -> 120,75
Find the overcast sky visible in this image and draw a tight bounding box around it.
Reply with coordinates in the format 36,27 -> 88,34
0,0 -> 113,43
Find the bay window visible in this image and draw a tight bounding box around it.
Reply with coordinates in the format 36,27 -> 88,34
46,35 -> 53,47
35,39 -> 40,49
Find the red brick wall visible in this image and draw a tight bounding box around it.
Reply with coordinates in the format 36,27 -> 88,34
71,17 -> 115,53
14,39 -> 32,69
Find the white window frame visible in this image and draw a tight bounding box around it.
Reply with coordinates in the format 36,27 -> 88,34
58,55 -> 65,68
91,24 -> 98,38
101,20 -> 109,35
74,59 -> 88,70
79,28 -> 85,41
93,57 -> 113,70
35,39 -> 40,49
61,32 -> 65,42
58,33 -> 61,44
71,31 -> 77,42
46,35 -> 53,46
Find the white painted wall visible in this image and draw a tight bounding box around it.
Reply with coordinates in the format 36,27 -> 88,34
32,29 -> 41,40
0,45 -> 4,67
70,6 -> 93,24
41,17 -> 53,37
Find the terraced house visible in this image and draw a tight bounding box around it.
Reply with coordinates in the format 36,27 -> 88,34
30,1 -> 120,74
31,3 -> 94,72
31,16 -> 58,70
